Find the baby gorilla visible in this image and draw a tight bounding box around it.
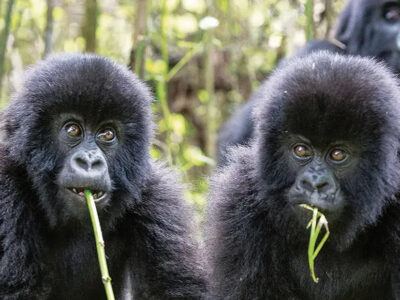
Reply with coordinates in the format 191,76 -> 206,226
206,52 -> 400,299
0,54 -> 206,299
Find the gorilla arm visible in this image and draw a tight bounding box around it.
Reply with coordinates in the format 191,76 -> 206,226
207,147 -> 299,299
0,154 -> 48,299
126,162 -> 207,299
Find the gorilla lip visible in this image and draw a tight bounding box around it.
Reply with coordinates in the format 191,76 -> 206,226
67,187 -> 106,201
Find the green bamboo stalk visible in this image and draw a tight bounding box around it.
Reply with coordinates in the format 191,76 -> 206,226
0,0 -> 14,105
166,44 -> 202,82
313,216 -> 329,259
157,0 -> 173,164
84,190 -> 115,300
204,29 -> 216,158
308,207 -> 318,282
133,0 -> 148,78
305,0 -> 314,41
135,38 -> 146,77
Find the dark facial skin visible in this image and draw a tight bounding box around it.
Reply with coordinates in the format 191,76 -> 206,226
286,136 -> 359,224
55,113 -> 118,218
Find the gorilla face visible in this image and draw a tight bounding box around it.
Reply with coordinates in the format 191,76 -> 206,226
255,53 -> 400,247
361,1 -> 400,71
336,0 -> 400,74
54,113 -> 117,218
286,137 -> 350,224
3,54 -> 153,226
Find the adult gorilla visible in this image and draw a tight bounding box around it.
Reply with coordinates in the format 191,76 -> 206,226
206,52 -> 400,299
217,0 -> 400,165
0,54 -> 206,299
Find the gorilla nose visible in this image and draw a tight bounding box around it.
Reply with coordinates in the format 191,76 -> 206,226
300,174 -> 331,193
71,150 -> 107,174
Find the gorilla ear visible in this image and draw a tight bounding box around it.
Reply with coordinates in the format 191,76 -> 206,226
334,0 -> 367,53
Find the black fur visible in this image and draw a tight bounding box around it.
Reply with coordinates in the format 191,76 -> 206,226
335,0 -> 400,74
217,0 -> 400,165
207,53 -> 400,299
0,54 -> 206,299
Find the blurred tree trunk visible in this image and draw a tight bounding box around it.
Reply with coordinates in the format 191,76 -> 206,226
43,0 -> 54,58
129,0 -> 148,78
0,0 -> 14,103
81,0 -> 98,52
325,0 -> 333,38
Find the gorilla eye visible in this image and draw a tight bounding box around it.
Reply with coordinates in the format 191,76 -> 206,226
293,145 -> 312,158
97,128 -> 115,142
330,149 -> 347,162
384,6 -> 400,22
65,123 -> 81,137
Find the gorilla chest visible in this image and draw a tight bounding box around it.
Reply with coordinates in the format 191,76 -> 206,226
44,232 -> 127,299
289,251 -> 391,300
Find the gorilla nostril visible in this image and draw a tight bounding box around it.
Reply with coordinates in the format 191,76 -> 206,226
75,157 -> 89,171
315,181 -> 328,190
91,159 -> 104,171
301,179 -> 314,192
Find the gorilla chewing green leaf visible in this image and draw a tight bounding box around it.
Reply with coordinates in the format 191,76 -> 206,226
84,190 -> 115,300
299,204 -> 330,283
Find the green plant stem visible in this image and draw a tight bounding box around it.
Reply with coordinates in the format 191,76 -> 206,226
300,204 -> 330,283
133,0 -> 148,78
166,44 -> 202,82
158,0 -> 173,164
305,0 -> 314,41
156,79 -> 172,164
204,30 -> 216,158
0,0 -> 14,105
308,207 -> 318,282
84,190 -> 115,300
135,38 -> 146,76
313,216 -> 329,259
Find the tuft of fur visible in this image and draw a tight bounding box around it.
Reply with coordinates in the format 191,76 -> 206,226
0,53 -> 206,299
206,52 -> 400,299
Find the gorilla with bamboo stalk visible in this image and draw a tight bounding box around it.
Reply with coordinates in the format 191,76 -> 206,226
0,54 -> 206,299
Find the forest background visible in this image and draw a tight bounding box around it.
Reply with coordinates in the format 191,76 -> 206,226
0,0 -> 345,220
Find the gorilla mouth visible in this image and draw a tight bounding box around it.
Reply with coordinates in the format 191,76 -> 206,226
67,187 -> 106,201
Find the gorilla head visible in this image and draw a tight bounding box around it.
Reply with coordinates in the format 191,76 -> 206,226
255,52 -> 400,248
2,54 -> 153,226
207,53 -> 400,299
335,0 -> 400,73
